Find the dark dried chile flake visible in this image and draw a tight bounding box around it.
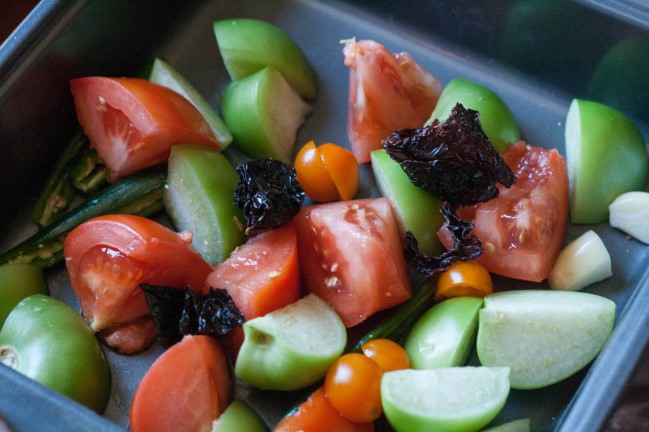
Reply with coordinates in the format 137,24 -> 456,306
384,103 -> 515,207
141,285 -> 244,348
404,204 -> 482,280
234,158 -> 304,236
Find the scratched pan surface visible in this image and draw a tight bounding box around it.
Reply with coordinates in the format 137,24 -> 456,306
1,0 -> 649,431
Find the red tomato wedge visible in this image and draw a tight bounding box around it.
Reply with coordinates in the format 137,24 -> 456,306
294,198 -> 411,327
207,224 -> 300,320
440,141 -> 569,282
64,215 -> 212,342
130,335 -> 232,432
70,77 -> 219,181
273,387 -> 374,432
343,39 -> 442,163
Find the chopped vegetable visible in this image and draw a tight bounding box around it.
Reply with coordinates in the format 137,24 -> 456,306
214,18 -> 317,100
404,296 -> 483,369
384,103 -> 515,208
141,285 -> 244,348
405,205 -> 482,280
435,260 -> 492,300
207,224 -> 300,320
324,353 -> 384,422
70,77 -> 219,181
548,230 -> 612,291
440,141 -> 569,283
371,149 -> 444,256
609,191 -> 649,245
273,387 -> 374,432
130,335 -> 232,432
235,294 -> 346,391
381,367 -> 510,432
64,215 -> 212,353
0,294 -> 110,412
220,67 -> 311,163
294,140 -> 359,202
149,57 -> 233,147
426,77 -> 520,152
481,418 -> 531,432
165,144 -> 244,265
565,98 -> 648,224
294,198 -> 411,327
343,38 -> 442,163
234,158 -> 304,236
0,173 -> 165,268
477,290 -> 615,389
31,131 -> 86,227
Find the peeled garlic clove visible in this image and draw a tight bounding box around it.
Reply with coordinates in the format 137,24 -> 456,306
609,191 -> 649,245
549,230 -> 612,291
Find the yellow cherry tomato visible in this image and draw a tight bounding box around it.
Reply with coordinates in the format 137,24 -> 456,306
435,260 -> 493,301
361,338 -> 410,372
295,140 -> 359,202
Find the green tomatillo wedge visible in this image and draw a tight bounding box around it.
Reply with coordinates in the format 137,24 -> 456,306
165,144 -> 244,265
565,98 -> 648,224
404,296 -> 483,369
477,290 -> 615,389
371,149 -> 443,255
0,263 -> 47,326
0,294 -> 110,412
149,58 -> 233,147
235,294 -> 346,391
214,18 -> 317,100
381,367 -> 511,432
426,77 -> 519,152
212,400 -> 268,432
220,67 -> 310,163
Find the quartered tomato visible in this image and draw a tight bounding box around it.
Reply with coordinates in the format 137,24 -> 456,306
70,77 -> 220,181
207,224 -> 300,320
440,141 -> 569,282
64,215 -> 212,352
295,198 -> 411,327
343,39 -> 442,163
130,335 -> 232,432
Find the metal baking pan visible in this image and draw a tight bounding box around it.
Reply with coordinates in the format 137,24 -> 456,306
1,0 -> 648,430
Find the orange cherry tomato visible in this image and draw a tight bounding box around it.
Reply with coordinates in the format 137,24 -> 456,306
361,338 -> 410,372
324,353 -> 383,423
295,140 -> 359,202
435,260 -> 493,301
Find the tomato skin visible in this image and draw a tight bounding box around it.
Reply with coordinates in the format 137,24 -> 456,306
436,261 -> 493,301
64,215 -> 212,338
439,141 -> 569,282
274,387 -> 374,432
343,39 -> 442,163
361,338 -> 410,372
295,141 -> 360,202
294,198 -> 411,327
325,353 -> 384,423
70,77 -> 219,181
130,335 -> 232,432
206,224 -> 300,320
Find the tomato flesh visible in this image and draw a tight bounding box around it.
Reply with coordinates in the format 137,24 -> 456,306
130,335 -> 232,432
64,215 -> 212,340
295,198 -> 411,327
440,141 -> 569,282
343,39 -> 442,163
207,224 -> 300,320
70,77 -> 220,181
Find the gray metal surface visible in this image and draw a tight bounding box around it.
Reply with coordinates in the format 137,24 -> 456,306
1,0 -> 648,431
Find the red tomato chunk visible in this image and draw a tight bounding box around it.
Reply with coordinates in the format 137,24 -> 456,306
295,198 -> 411,327
440,141 -> 569,283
